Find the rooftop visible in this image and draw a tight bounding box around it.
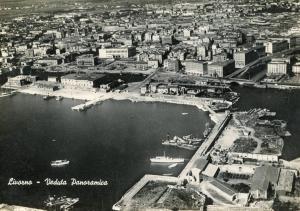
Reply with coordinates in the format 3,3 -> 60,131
209,60 -> 234,67
61,73 -> 105,81
251,165 -> 280,192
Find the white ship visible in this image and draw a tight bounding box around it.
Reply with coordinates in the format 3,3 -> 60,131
150,153 -> 184,163
50,160 -> 70,167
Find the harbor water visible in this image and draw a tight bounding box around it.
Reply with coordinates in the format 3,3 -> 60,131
0,94 -> 212,210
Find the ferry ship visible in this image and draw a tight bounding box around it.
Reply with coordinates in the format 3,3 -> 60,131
50,160 -> 70,167
150,153 -> 184,163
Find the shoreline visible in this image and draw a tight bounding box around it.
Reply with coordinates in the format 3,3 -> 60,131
18,86 -> 230,123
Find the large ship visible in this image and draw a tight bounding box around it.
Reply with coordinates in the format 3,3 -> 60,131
150,153 -> 184,163
50,160 -> 70,167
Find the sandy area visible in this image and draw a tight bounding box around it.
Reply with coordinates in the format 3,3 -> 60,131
215,125 -> 241,150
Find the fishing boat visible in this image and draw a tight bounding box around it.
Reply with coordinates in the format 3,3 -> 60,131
181,112 -> 189,115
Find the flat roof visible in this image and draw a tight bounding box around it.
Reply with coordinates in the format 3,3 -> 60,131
276,169 -> 295,192
192,158 -> 209,171
209,60 -> 234,67
61,73 -> 105,81
202,163 -> 219,177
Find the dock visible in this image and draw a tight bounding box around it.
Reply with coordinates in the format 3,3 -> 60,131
178,112 -> 231,179
112,112 -> 231,210
71,96 -> 109,111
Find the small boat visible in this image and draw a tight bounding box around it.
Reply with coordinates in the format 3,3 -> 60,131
168,163 -> 177,169
150,152 -> 184,163
112,203 -> 121,211
43,95 -> 54,100
50,160 -> 70,167
181,112 -> 189,115
0,93 -> 10,98
45,196 -> 79,209
0,91 -> 16,98
51,139 -> 56,142
56,96 -> 63,101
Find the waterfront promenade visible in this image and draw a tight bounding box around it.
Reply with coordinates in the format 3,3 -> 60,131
18,86 -> 226,115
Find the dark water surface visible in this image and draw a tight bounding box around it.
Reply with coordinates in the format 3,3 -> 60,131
0,94 -> 211,210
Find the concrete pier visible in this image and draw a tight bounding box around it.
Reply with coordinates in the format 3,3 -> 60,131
178,112 -> 231,179
71,95 -> 109,111
112,112 -> 231,210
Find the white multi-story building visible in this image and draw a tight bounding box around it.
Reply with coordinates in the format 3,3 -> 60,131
164,59 -> 179,72
234,49 -> 259,68
98,47 -> 136,59
184,60 -> 207,76
61,74 -> 105,90
76,54 -> 95,66
292,63 -> 300,75
208,60 -> 235,77
264,40 -> 289,54
267,61 -> 288,75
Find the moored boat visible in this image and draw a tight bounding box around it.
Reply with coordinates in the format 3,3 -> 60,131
56,96 -> 63,101
45,195 -> 79,209
43,95 -> 54,100
150,153 -> 184,163
50,160 -> 70,167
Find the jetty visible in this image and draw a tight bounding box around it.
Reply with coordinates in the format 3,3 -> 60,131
71,96 -> 109,111
178,112 -> 231,179
112,112 -> 231,210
